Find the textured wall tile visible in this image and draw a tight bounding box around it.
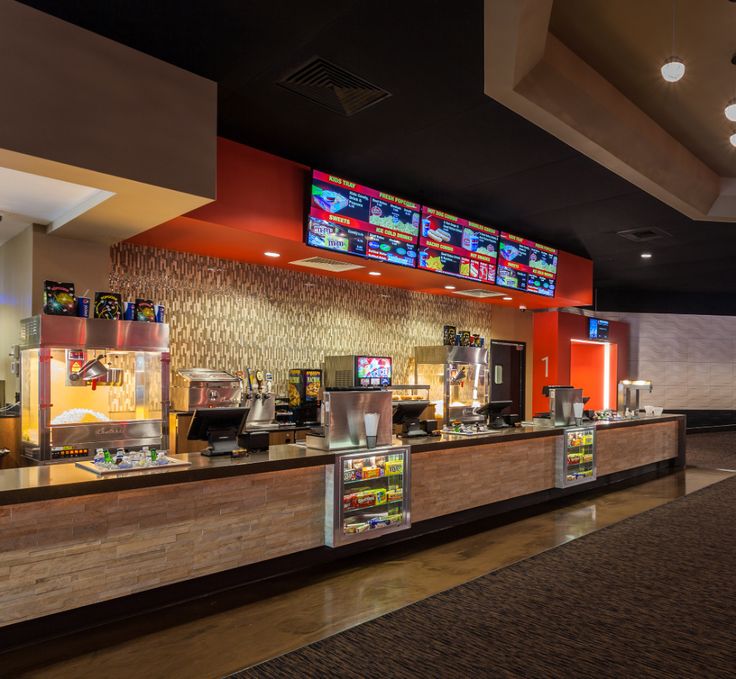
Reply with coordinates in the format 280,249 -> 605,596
110,243 -> 494,388
608,312 -> 736,409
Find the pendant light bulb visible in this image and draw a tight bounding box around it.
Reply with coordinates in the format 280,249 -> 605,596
726,101 -> 736,122
661,58 -> 685,83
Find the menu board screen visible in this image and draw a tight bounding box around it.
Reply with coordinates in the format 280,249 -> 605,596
355,356 -> 392,387
588,318 -> 609,340
305,170 -> 420,267
496,233 -> 558,297
417,207 -> 499,284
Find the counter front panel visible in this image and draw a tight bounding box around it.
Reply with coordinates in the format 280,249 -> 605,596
0,416 -> 684,629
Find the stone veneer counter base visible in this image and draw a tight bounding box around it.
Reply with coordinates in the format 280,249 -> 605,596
0,416 -> 684,629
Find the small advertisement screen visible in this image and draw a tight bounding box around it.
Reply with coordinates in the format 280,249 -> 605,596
588,318 -> 609,340
417,206 -> 499,284
355,356 -> 392,387
305,170 -> 420,267
496,233 -> 558,297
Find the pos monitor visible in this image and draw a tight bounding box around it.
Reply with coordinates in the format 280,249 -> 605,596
187,407 -> 250,456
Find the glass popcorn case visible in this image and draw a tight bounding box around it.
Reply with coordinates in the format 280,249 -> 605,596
20,315 -> 170,463
414,345 -> 490,429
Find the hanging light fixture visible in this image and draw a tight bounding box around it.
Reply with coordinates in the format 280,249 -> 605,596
661,58 -> 685,82
725,55 -> 736,121
661,1 -> 685,82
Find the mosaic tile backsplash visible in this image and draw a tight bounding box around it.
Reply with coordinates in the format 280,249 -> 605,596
110,244 -> 494,392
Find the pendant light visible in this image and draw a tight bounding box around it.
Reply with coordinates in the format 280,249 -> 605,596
726,55 -> 736,121
661,1 -> 685,82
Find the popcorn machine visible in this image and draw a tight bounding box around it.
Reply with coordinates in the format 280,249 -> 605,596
414,346 -> 490,430
19,315 -> 170,463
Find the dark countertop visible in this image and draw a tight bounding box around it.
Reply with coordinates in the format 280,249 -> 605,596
0,415 -> 684,506
405,414 -> 685,453
0,444 -> 338,506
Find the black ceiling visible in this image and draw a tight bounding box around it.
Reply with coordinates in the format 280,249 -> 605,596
18,0 -> 736,311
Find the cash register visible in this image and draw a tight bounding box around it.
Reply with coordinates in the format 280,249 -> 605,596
187,407 -> 269,456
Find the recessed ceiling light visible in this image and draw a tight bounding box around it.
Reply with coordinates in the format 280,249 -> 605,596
641,252 -> 653,259
264,251 -> 280,258
444,285 -> 456,290
502,296 -> 513,301
730,133 -> 736,147
661,58 -> 685,83
368,271 -> 381,276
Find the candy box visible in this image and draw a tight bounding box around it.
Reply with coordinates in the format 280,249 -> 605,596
355,491 -> 376,508
135,298 -> 156,322
360,466 -> 382,480
443,325 -> 457,346
344,468 -> 358,483
94,292 -> 122,320
43,281 -> 76,316
387,487 -> 403,502
386,460 -> 403,475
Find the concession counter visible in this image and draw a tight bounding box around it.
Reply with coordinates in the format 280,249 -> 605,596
0,414 -> 685,636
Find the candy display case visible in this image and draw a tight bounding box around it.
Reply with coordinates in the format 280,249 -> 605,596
325,445 -> 411,547
556,426 -> 596,488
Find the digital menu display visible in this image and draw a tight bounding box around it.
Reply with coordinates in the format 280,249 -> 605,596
355,356 -> 392,387
305,170 -> 420,268
417,207 -> 499,284
496,233 -> 558,297
588,318 -> 609,340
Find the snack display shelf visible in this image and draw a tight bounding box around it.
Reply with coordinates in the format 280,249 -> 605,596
325,445 -> 411,547
555,425 -> 597,488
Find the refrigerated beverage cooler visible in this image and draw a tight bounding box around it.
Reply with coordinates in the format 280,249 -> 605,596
325,446 -> 411,547
556,426 -> 597,487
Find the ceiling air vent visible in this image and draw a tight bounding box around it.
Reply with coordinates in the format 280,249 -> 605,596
616,227 -> 670,243
289,256 -> 365,273
277,56 -> 391,116
452,289 -> 506,299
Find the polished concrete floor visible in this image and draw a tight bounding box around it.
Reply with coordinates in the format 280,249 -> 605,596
18,466 -> 733,679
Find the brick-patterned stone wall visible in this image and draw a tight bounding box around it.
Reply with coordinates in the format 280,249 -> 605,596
0,421 -> 680,627
0,466 -> 325,627
411,437 -> 557,522
596,420 -> 678,476
412,421 -> 680,522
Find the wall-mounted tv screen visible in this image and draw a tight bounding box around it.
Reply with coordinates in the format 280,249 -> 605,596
496,233 -> 558,297
305,170 -> 420,268
417,206 -> 499,284
355,355 -> 392,387
588,318 -> 609,340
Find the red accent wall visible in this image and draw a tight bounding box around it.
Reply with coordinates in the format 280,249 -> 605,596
129,137 -> 594,309
570,342 -> 618,411
533,312 -> 629,414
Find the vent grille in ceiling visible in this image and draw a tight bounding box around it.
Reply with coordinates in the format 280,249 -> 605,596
277,57 -> 391,116
616,227 -> 670,242
289,256 -> 365,272
452,289 -> 506,299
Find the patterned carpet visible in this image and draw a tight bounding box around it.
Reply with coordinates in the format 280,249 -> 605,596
686,432 -> 736,470
231,475 -> 736,679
